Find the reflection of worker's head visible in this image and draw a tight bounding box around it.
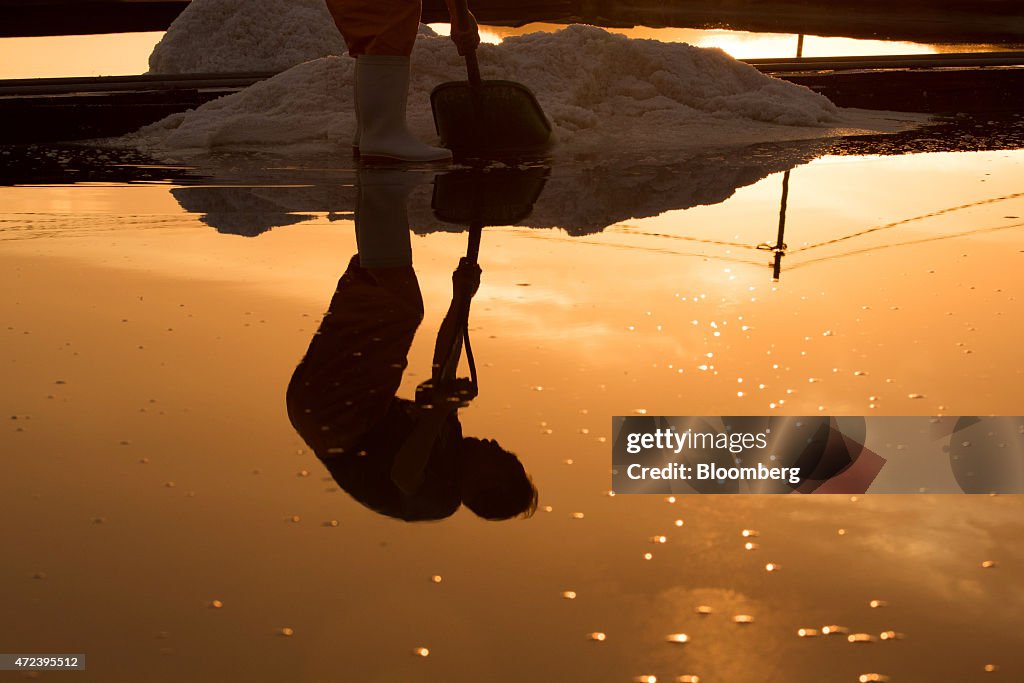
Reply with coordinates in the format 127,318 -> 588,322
457,437 -> 538,520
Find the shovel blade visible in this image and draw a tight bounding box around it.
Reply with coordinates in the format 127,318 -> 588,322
431,166 -> 548,227
431,80 -> 551,156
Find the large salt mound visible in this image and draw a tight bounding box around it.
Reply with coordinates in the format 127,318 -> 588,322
130,26 -> 897,158
147,0 -> 345,74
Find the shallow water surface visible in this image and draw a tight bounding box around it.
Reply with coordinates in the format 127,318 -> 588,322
1,141 -> 1022,681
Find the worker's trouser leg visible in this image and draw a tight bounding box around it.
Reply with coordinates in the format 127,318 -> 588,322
324,0 -> 423,57
324,0 -> 448,162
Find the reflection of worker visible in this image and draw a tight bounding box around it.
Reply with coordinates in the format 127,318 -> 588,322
286,169 -> 537,521
325,0 -> 481,162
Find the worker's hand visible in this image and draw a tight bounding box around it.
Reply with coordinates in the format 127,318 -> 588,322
450,10 -> 480,57
453,257 -> 481,299
446,377 -> 478,406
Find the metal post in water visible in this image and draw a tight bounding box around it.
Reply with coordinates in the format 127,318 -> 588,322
773,169 -> 791,280
758,169 -> 791,281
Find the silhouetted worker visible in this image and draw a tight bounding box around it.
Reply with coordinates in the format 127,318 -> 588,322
325,0 -> 480,161
287,169 -> 537,521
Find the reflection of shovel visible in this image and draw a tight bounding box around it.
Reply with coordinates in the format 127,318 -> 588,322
430,0 -> 551,157
395,168 -> 547,495
431,166 -> 548,227
429,167 -> 548,385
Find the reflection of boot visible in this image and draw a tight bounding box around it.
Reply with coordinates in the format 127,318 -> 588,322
356,56 -> 452,163
355,169 -> 420,267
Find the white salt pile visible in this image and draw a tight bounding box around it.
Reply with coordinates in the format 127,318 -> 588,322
147,0 -> 438,74
147,0 -> 346,74
130,22 -> 917,158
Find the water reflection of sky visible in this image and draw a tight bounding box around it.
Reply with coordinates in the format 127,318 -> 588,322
1,135 -> 1022,681
2,149 -> 1021,419
0,31 -> 165,79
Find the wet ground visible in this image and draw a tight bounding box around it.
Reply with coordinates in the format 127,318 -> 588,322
2,112 -> 1024,681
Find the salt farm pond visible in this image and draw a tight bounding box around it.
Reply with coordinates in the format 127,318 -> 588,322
1,1 -> 1023,681
2,137 -> 1022,681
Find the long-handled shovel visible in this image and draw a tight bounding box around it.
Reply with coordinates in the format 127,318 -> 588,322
428,166 -> 548,390
430,0 -> 552,157
392,167 -> 546,494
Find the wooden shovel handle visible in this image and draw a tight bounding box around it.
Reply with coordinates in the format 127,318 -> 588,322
449,0 -> 482,85
464,50 -> 482,85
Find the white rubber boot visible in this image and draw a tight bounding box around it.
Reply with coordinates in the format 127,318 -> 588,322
356,55 -> 452,163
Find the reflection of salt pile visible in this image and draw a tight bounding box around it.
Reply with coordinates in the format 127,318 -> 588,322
171,186 -> 318,235
168,139 -> 826,237
147,0 -> 346,74
518,143 -> 826,234
130,25 -> 855,157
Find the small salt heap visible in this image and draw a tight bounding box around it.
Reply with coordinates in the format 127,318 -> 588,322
148,0 -> 347,74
